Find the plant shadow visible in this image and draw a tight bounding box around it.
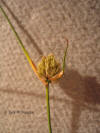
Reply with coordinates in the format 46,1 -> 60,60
58,68 -> 100,133
0,69 -> 99,132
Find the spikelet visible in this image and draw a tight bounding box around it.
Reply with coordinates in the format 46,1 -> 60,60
37,56 -> 46,79
37,54 -> 61,79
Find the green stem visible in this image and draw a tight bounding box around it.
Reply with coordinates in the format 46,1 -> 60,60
46,82 -> 52,133
0,6 -> 32,66
62,40 -> 68,73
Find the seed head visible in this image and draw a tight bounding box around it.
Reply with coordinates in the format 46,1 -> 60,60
37,54 -> 61,79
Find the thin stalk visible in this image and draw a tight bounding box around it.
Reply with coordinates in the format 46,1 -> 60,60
62,39 -> 68,73
0,6 -> 33,68
0,7 -> 48,86
46,82 -> 52,133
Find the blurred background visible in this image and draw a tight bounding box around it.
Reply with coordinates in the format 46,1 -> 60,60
0,0 -> 100,132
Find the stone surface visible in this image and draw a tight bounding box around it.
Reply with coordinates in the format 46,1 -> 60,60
0,0 -> 100,133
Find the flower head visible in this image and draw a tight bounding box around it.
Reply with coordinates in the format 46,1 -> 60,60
37,54 -> 61,79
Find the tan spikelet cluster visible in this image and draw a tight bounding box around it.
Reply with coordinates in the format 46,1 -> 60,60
37,54 -> 61,79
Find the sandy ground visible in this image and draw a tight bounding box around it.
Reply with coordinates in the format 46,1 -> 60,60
0,0 -> 100,133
